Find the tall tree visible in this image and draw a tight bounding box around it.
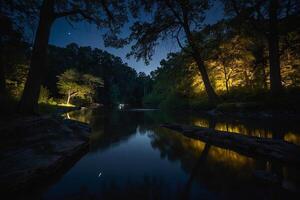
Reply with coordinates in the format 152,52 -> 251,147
5,0 -> 127,114
222,0 -> 300,96
123,0 -> 219,103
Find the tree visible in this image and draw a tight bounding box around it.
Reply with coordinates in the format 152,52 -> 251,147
57,69 -> 103,105
209,35 -> 255,92
0,12 -> 27,96
42,43 -> 147,106
123,0 -> 219,103
5,0 -> 127,114
222,0 -> 300,96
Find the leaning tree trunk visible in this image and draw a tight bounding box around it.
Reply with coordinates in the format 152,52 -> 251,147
18,0 -> 54,114
183,26 -> 219,104
268,0 -> 282,96
191,52 -> 219,103
194,56 -> 219,104
67,90 -> 71,104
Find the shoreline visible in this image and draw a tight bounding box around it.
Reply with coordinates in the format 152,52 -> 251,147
0,115 -> 91,197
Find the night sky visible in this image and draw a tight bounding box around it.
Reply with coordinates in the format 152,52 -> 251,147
49,3 -> 223,74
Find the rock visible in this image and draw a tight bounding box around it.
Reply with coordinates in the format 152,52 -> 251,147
0,116 -> 91,197
161,123 -> 300,165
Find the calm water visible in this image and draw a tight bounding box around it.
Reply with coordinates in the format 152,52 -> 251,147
42,109 -> 300,200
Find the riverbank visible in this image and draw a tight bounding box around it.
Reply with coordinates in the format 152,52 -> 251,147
162,123 -> 300,165
145,88 -> 300,120
157,100 -> 300,121
0,115 -> 91,198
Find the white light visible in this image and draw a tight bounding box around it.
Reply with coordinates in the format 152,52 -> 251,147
118,104 -> 125,109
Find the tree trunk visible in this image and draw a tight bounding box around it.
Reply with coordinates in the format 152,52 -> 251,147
268,0 -> 282,96
67,90 -> 71,104
262,64 -> 268,89
225,79 -> 229,94
0,59 -> 6,95
222,63 -> 229,93
194,55 -> 219,103
18,0 -> 55,114
183,25 -> 219,104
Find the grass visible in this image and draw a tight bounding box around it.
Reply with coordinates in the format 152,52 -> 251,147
38,102 -> 77,115
0,94 -> 77,116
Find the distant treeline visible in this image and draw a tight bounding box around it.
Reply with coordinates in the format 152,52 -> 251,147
2,41 -> 152,107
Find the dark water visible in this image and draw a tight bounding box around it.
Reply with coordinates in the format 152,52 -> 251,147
43,109 -> 300,200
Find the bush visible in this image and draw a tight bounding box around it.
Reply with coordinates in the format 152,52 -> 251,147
189,97 -> 215,110
216,102 -> 263,112
219,87 -> 269,102
159,93 -> 189,110
143,93 -> 164,108
38,86 -> 50,103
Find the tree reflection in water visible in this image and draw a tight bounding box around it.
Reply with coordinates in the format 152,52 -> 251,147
55,109 -> 300,199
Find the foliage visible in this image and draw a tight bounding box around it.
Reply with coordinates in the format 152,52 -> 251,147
144,24 -> 300,110
57,69 -> 103,105
112,0 -> 220,102
38,85 -> 50,103
1,0 -> 300,113
6,64 -> 29,99
45,43 -> 151,106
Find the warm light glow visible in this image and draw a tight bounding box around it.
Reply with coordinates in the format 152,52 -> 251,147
284,132 -> 300,145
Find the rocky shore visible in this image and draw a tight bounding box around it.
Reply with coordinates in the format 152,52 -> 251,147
0,115 -> 91,197
162,123 -> 300,165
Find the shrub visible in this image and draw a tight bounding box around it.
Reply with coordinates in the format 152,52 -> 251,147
159,93 -> 188,110
38,86 -> 50,103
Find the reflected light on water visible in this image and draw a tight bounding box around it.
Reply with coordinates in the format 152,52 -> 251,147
192,119 -> 299,145
186,138 -> 253,168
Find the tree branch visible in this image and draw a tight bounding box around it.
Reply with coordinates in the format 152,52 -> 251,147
175,27 -> 193,55
165,0 -> 184,26
100,0 -> 114,22
54,9 -> 80,18
54,9 -> 96,22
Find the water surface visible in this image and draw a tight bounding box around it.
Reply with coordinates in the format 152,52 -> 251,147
43,109 -> 300,199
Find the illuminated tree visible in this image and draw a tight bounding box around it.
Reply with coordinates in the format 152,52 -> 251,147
4,0 -> 127,114
209,36 -> 255,92
57,69 -> 103,104
222,0 -> 300,96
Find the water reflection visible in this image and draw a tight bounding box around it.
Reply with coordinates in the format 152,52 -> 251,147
44,109 -> 300,200
190,115 -> 300,144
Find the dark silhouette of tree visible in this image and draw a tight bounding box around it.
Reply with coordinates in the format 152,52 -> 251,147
5,0 -> 128,114
124,0 -> 219,104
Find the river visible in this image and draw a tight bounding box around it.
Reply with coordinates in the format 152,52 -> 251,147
42,108 -> 300,200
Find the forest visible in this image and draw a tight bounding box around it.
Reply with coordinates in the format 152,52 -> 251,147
1,40 -> 152,110
1,0 -> 300,199
1,0 -> 300,114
